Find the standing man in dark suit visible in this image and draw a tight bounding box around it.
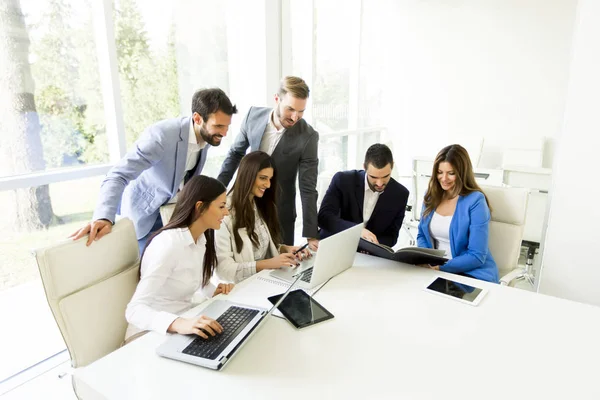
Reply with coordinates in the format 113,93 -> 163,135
218,76 -> 319,250
318,144 -> 409,247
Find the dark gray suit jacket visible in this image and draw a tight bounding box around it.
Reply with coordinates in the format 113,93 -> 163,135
217,107 -> 319,244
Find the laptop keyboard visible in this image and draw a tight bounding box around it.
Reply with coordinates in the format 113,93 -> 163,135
295,267 -> 313,283
182,306 -> 259,360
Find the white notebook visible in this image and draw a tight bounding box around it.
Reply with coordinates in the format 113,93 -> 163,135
226,274 -> 323,318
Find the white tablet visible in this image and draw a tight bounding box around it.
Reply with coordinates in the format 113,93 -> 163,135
424,276 -> 487,306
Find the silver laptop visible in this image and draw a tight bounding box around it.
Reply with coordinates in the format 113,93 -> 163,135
156,274 -> 301,370
270,223 -> 363,289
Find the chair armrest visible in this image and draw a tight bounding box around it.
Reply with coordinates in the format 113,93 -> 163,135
500,267 -> 524,286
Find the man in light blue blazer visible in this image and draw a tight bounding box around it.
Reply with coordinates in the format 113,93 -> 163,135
71,89 -> 237,251
217,77 -> 319,249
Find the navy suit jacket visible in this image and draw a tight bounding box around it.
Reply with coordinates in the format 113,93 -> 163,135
318,170 -> 409,247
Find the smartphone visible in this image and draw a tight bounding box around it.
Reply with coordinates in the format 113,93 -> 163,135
424,276 -> 487,306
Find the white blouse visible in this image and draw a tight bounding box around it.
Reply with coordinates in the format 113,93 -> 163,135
125,228 -> 216,339
429,212 -> 453,259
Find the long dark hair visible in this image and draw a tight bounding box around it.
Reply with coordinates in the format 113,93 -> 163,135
141,175 -> 226,287
229,151 -> 281,251
423,144 -> 490,217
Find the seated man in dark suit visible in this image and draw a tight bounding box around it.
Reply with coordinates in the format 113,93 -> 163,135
318,144 -> 409,247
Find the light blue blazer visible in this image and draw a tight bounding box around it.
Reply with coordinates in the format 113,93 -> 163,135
417,191 -> 499,283
93,116 -> 210,239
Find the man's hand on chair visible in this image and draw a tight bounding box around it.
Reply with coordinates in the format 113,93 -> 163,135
69,219 -> 113,246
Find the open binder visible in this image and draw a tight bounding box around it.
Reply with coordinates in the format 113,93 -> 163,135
358,238 -> 448,265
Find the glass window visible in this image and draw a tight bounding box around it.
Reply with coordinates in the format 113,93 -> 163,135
0,0 -> 109,181
288,0 -> 390,242
113,0 -> 182,148
112,0 -> 254,178
0,0 -> 270,382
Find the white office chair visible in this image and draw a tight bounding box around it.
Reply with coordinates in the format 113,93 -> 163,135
35,218 -> 140,397
481,186 -> 529,286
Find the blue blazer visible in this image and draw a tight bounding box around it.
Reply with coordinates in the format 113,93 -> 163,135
93,116 -> 210,239
417,191 -> 499,283
318,170 -> 409,247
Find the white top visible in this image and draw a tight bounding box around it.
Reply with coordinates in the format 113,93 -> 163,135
429,212 -> 453,259
259,110 -> 285,155
125,228 -> 216,339
363,173 -> 382,223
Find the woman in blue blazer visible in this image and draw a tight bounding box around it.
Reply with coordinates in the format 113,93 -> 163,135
417,144 -> 498,283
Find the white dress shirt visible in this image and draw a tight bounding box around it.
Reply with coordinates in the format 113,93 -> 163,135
259,110 -> 285,155
185,120 -> 206,173
125,228 -> 216,339
363,173 -> 382,223
168,121 -> 206,203
429,212 -> 453,259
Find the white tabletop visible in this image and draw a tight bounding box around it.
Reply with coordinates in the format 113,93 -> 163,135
74,254 -> 600,400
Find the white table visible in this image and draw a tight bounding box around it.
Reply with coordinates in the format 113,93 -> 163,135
74,254 -> 600,399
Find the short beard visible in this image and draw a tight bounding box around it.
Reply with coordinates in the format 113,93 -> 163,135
367,180 -> 385,192
199,122 -> 222,146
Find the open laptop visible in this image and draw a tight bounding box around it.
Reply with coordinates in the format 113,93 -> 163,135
156,273 -> 301,370
270,223 -> 363,289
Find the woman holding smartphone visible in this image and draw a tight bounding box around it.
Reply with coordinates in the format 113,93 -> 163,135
216,151 -> 311,283
417,144 -> 498,283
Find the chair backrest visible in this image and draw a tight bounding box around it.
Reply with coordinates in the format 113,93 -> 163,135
159,204 -> 176,226
35,218 -> 140,368
481,186 -> 529,278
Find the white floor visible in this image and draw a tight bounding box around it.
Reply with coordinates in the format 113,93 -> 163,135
1,360 -> 76,400
0,280 -> 66,381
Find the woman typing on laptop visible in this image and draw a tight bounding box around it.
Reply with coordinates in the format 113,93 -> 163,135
124,176 -> 234,344
216,151 -> 311,283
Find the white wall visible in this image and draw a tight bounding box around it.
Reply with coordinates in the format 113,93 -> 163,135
376,0 -> 577,175
538,0 -> 600,306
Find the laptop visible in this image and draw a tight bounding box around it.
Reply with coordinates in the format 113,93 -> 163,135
156,273 -> 301,370
270,223 -> 363,289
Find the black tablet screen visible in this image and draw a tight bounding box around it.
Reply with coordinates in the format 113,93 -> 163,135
268,290 -> 334,329
426,277 -> 483,302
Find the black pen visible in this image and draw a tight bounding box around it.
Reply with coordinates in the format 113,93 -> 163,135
292,242 -> 310,255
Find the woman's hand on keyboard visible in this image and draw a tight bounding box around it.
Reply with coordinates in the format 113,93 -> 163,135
169,316 -> 223,339
256,253 -> 300,271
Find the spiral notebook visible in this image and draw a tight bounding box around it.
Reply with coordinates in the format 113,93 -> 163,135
226,274 -> 324,318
